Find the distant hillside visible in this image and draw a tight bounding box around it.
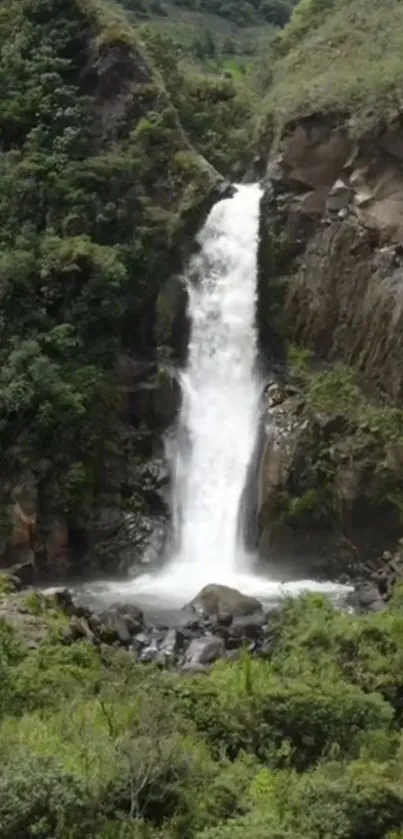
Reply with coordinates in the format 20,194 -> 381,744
118,0 -> 300,68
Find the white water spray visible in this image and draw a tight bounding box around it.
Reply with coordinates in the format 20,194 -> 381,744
82,185 -> 351,609
169,182 -> 263,577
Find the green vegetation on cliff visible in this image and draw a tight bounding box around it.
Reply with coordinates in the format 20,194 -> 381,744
3,589 -> 403,836
277,359 -> 403,542
140,27 -> 256,174
0,0 -> 223,528
260,0 -> 403,137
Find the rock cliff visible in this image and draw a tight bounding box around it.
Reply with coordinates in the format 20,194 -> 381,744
257,73 -> 403,575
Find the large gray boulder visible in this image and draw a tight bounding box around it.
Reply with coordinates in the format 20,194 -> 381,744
189,584 -> 263,619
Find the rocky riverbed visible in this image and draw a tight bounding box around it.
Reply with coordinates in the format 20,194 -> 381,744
2,545 -> 403,673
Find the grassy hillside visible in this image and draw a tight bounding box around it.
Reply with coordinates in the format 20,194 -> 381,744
260,0 -> 403,138
118,0 -> 300,71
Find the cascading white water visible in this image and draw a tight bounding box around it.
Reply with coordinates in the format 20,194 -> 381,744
169,182 -> 262,578
77,184 -> 352,610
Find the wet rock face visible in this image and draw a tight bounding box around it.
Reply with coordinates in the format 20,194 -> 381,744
156,275 -> 190,364
119,356 -> 181,432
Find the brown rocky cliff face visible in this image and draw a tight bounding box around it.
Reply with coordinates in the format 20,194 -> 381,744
260,112 -> 403,399
257,113 -> 403,575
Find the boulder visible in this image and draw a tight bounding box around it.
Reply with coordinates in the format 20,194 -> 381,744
67,616 -> 97,644
132,631 -> 150,652
182,634 -> 225,671
140,643 -> 159,663
347,583 -> 386,613
5,559 -> 36,588
97,602 -> 144,645
227,613 -> 266,645
160,628 -> 183,655
189,584 -> 263,619
326,179 -> 353,213
155,628 -> 184,667
51,588 -> 78,616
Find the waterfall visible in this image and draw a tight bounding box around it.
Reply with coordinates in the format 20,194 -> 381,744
82,184 -> 352,610
169,182 -> 263,577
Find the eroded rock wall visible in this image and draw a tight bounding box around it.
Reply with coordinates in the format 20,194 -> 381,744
258,112 -> 403,575
261,113 -> 403,397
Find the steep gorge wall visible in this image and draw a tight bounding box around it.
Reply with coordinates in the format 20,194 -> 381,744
274,114 -> 403,399
257,113 -> 403,576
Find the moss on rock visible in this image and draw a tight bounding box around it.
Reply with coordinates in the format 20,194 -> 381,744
259,362 -> 403,570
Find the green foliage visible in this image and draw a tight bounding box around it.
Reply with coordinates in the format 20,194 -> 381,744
168,656 -> 393,768
0,574 -> 17,596
0,754 -> 97,839
260,0 -> 403,139
306,364 -> 364,418
141,27 -> 257,175
286,488 -> 323,522
279,364 -> 403,531
2,593 -> 403,837
0,0 -> 219,525
276,0 -> 335,55
306,364 -> 403,470
287,343 -> 313,377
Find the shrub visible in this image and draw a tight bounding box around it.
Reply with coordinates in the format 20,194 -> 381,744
7,640 -> 102,714
168,655 -> 393,767
282,759 -> 403,839
0,754 -> 97,839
